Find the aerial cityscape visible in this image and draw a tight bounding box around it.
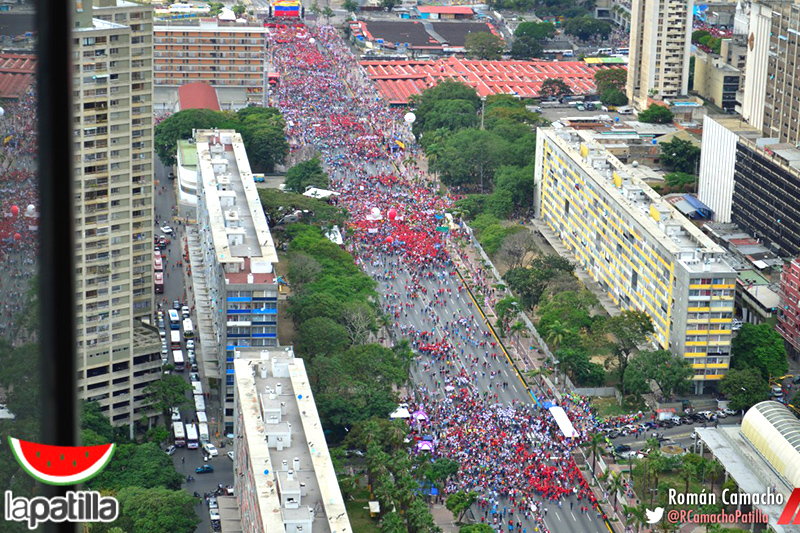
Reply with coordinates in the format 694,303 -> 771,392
1,0 -> 800,532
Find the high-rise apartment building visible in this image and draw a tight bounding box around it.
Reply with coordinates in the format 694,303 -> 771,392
762,1 -> 800,144
73,0 -> 160,431
194,129 -> 279,434
535,128 -> 738,393
153,20 -> 266,89
739,0 -> 771,126
626,0 -> 694,110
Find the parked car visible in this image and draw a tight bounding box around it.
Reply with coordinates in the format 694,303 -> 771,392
715,410 -> 728,418
614,444 -> 631,455
202,442 -> 219,458
165,445 -> 176,456
160,225 -> 173,235
719,407 -> 736,416
171,407 -> 181,422
158,236 -> 167,249
168,171 -> 175,180
191,363 -> 199,372
209,509 -> 220,521
227,451 -> 235,461
793,375 -> 800,385
181,305 -> 190,318
186,340 -> 195,351
772,385 -> 784,397
208,497 -> 218,510
172,300 -> 181,310
196,465 -> 214,474
190,372 -> 200,382
606,430 -> 621,439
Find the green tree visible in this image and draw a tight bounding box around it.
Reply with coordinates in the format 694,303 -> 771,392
516,21 -> 557,41
460,525 -> 495,533
719,367 -> 770,411
602,310 -> 654,396
446,491 -> 478,523
544,319 -> 574,351
381,512 -> 408,533
154,109 -> 225,166
497,230 -> 537,269
539,78 -> 572,99
381,0 -> 396,10
465,32 -> 505,60
638,104 -> 674,124
731,322 -> 788,380
241,123 -> 289,173
510,36 -> 543,59
80,400 -> 117,443
146,425 -> 171,446
437,129 -> 507,192
659,138 -> 701,174
424,100 -> 481,133
626,349 -> 693,399
295,317 -> 351,361
600,88 -> 628,106
232,3 -> 247,17
143,374 -> 192,425
343,0 -> 359,13
88,443 -> 184,491
664,171 -> 697,190
208,2 -> 224,16
110,486 -> 201,533
563,16 -> 612,41
594,68 -> 627,94
285,157 -> 328,193
582,432 -> 606,477
410,80 -> 480,137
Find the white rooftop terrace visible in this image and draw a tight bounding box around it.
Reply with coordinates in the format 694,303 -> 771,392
196,129 -> 278,276
545,128 -> 733,274
234,349 -> 351,533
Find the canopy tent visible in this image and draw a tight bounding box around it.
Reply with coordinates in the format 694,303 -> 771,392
548,404 -> 578,438
412,409 -> 429,421
416,440 -> 435,452
389,406 -> 411,419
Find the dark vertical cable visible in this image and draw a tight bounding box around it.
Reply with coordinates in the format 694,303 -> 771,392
36,0 -> 77,525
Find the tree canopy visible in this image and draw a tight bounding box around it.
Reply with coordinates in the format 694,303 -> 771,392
465,32 -> 505,60
105,486 -> 201,533
539,78 -> 573,99
285,157 -> 328,193
623,349 -> 693,399
638,104 -> 674,124
601,310 -> 654,396
410,80 -> 480,138
659,138 -> 701,175
731,323 -> 788,380
510,22 -> 555,59
88,442 -> 184,492
562,16 -> 612,41
719,368 -> 770,411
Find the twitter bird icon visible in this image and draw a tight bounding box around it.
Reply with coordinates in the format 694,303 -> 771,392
646,507 -> 664,524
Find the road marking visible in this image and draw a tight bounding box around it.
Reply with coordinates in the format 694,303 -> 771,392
556,513 -> 561,521
571,512 -> 577,521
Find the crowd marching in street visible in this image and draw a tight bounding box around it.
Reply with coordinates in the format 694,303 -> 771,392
270,22 -> 609,533
0,88 -> 39,342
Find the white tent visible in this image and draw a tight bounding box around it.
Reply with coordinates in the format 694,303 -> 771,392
548,405 -> 577,438
217,7 -> 236,20
303,187 -> 341,200
389,406 -> 411,419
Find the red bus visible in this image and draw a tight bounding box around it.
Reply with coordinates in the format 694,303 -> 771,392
154,272 -> 164,294
154,256 -> 163,272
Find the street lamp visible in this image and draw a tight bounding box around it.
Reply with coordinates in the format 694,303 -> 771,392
480,96 -> 487,130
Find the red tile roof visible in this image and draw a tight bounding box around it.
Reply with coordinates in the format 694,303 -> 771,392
0,54 -> 36,101
178,82 -> 221,111
416,6 -> 474,15
362,56 -> 622,105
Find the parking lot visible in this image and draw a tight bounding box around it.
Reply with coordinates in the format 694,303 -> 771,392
536,104 -> 632,124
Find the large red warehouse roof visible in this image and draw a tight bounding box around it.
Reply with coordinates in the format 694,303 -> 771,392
178,82 -> 221,111
361,56 -> 624,105
0,54 -> 36,101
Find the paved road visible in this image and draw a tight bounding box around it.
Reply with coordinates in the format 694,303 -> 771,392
154,158 -> 233,533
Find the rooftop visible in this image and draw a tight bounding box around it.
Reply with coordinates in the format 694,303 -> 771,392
429,22 -> 500,47
416,6 -> 474,15
196,129 -> 278,283
178,82 -> 220,111
0,53 -> 35,101
154,19 -> 267,32
696,424 -> 800,533
233,349 -> 351,533
177,140 -> 199,169
544,128 -> 732,272
363,56 -> 618,104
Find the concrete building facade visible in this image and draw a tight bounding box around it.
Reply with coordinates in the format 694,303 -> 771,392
233,348 -> 352,533
626,0 -> 694,110
762,1 -> 800,144
692,49 -> 742,111
778,257 -> 800,359
739,0 -> 771,126
194,129 -> 279,434
697,116 -> 761,223
72,0 -> 161,430
153,20 -> 266,90
535,128 -> 738,393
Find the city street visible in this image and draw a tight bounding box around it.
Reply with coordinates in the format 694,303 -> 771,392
153,159 -> 232,533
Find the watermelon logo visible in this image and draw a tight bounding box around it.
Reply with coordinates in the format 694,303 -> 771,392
8,437 -> 115,486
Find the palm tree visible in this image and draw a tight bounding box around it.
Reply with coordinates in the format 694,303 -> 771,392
373,474 -> 397,511
510,320 -> 526,340
544,319 -> 573,351
582,432 -> 606,478
707,460 -> 723,493
623,503 -> 647,533
606,472 -> 625,511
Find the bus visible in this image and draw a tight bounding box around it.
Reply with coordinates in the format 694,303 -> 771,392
182,318 -> 194,339
172,350 -> 185,371
154,255 -> 163,272
192,381 -> 203,397
170,330 -> 181,349
172,421 -> 186,447
168,309 -> 181,329
194,395 -> 206,414
199,422 -> 210,443
154,272 -> 164,294
196,411 -> 208,425
186,423 -> 199,449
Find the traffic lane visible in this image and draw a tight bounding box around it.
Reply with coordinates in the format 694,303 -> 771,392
373,266 -> 607,533
608,415 -> 743,455
175,445 -> 230,532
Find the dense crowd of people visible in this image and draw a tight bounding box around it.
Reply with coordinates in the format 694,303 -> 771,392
270,22 -> 608,532
0,88 -> 39,342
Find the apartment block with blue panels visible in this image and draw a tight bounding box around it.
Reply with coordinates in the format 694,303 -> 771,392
194,129 -> 280,433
